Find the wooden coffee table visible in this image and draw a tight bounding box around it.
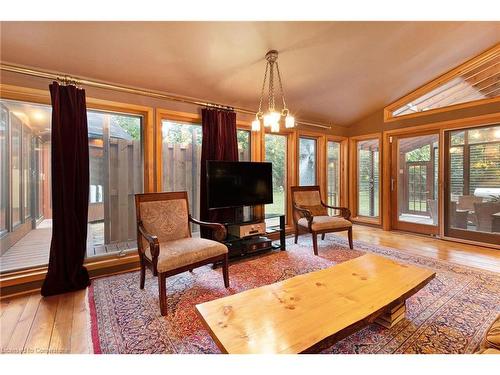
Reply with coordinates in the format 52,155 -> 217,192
195,253 -> 435,354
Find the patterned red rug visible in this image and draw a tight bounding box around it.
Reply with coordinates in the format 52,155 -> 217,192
89,235 -> 500,354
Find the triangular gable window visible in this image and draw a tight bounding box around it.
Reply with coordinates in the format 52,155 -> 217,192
385,44 -> 499,121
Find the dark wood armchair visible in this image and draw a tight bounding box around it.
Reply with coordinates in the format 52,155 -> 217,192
135,192 -> 229,316
291,186 -> 353,255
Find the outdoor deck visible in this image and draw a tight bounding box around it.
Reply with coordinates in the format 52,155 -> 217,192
0,220 -> 137,273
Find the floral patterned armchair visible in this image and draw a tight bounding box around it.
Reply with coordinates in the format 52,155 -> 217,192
135,192 -> 229,315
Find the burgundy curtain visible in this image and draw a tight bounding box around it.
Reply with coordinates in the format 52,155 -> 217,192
41,82 -> 91,296
200,108 -> 238,237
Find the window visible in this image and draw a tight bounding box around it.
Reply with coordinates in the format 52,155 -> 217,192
161,121 -> 202,231
88,111 -> 143,252
161,123 -> 252,231
11,115 -> 22,227
327,141 -> 340,215
237,129 -> 251,162
23,125 -> 32,221
299,137 -> 317,186
0,99 -> 144,273
445,124 -> 500,244
0,105 -> 8,235
357,139 -> 380,218
265,134 -> 287,226
386,45 -> 500,120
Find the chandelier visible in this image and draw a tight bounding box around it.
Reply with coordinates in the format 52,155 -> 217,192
252,50 -> 295,132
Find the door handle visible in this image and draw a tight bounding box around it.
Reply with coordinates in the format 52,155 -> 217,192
391,178 -> 395,192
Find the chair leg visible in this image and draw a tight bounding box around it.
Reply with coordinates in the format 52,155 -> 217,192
139,255 -> 146,290
222,254 -> 230,288
348,227 -> 353,249
312,233 -> 318,256
294,226 -> 299,244
321,233 -> 325,241
158,273 -> 167,316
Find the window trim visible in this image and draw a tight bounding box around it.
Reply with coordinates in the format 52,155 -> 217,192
0,104 -> 9,237
384,43 -> 500,123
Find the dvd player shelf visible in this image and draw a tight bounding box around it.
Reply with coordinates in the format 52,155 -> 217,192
222,214 -> 286,261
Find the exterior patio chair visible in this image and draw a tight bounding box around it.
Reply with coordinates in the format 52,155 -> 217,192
291,185 -> 352,255
474,201 -> 500,232
135,192 -> 229,316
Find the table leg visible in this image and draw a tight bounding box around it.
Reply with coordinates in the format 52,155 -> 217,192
375,301 -> 406,328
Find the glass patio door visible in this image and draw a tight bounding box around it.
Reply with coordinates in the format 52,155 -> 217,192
444,124 -> 500,245
391,132 -> 439,234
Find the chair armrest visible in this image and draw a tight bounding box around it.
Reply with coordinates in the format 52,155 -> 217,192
293,204 -> 313,222
137,221 -> 160,258
189,215 -> 227,241
321,202 -> 352,220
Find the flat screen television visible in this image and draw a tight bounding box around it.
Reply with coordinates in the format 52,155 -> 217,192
207,161 -> 273,209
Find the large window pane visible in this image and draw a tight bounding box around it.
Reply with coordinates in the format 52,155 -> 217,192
161,121 -> 202,232
357,139 -> 379,217
87,111 -> 143,255
23,125 -> 32,221
265,134 -> 287,226
237,129 -> 251,162
299,137 -> 316,186
0,99 -> 144,273
446,125 -> 500,244
11,115 -> 22,227
327,141 -> 340,215
0,105 -> 8,234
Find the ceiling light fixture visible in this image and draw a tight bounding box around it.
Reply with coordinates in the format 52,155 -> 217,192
251,50 -> 295,132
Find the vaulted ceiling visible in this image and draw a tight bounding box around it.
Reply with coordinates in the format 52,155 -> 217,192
1,21 -> 499,126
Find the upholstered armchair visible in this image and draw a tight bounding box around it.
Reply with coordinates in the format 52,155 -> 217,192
135,192 -> 229,316
291,186 -> 353,255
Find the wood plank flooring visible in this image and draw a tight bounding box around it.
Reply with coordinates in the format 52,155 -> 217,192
1,225 -> 498,354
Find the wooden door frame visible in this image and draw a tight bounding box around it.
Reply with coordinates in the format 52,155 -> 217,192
382,112 -> 500,250
389,130 -> 440,235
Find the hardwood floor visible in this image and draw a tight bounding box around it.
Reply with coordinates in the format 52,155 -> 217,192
1,289 -> 91,354
1,225 -> 498,354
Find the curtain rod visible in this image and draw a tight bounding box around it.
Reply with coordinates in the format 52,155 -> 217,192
0,62 -> 332,130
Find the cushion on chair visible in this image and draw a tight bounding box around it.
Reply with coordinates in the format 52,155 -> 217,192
139,199 -> 190,250
298,204 -> 328,216
144,237 -> 228,273
297,216 -> 352,231
293,190 -> 328,220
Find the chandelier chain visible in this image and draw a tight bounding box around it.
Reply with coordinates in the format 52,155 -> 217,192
257,62 -> 269,115
268,61 -> 275,111
276,62 -> 287,110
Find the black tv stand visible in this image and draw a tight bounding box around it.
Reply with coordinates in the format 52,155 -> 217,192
222,214 -> 286,262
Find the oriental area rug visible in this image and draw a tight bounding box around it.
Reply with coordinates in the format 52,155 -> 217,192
89,235 -> 500,354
